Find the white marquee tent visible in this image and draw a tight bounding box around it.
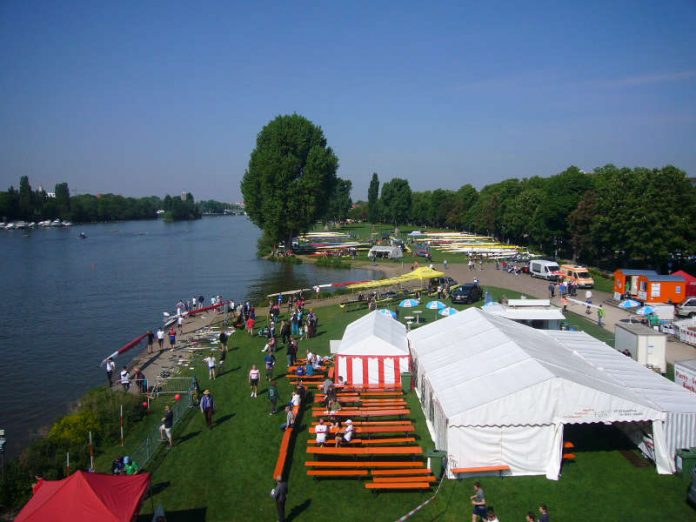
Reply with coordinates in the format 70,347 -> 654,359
331,310 -> 410,386
407,308 -> 696,479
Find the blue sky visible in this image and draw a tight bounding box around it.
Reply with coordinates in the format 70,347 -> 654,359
1,1 -> 694,201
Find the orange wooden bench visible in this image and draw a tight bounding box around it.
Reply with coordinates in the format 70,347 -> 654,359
373,475 -> 437,483
307,446 -> 423,456
563,441 -> 575,449
451,465 -> 510,478
308,437 -> 416,446
311,420 -> 412,426
365,482 -> 431,490
311,409 -> 410,417
307,469 -> 368,478
328,367 -> 335,379
563,453 -> 576,461
305,460 -> 424,469
371,468 -> 433,476
272,427 -> 293,479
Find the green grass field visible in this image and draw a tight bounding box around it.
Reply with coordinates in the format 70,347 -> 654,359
95,290 -> 694,521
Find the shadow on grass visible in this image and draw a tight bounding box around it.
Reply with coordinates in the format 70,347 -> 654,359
150,481 -> 171,495
177,430 -> 202,444
216,413 -> 236,426
137,507 -> 207,522
287,498 -> 312,521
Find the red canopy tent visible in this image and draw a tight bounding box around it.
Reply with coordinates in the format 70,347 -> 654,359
673,270 -> 696,298
16,471 -> 150,522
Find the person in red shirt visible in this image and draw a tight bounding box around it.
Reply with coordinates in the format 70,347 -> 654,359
168,326 -> 176,349
246,317 -> 255,335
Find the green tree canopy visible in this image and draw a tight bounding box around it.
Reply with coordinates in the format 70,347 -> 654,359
380,177 -> 412,226
367,173 -> 380,223
241,114 -> 338,245
324,178 -> 353,222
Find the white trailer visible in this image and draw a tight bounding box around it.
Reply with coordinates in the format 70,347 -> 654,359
614,322 -> 667,374
645,303 -> 676,323
674,360 -> 696,394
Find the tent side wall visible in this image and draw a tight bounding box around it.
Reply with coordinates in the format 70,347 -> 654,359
445,424 -> 560,478
336,354 -> 409,385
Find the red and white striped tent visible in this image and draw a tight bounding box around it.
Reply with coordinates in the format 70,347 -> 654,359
331,310 -> 410,386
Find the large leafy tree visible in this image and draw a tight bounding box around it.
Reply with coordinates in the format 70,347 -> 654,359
241,114 -> 338,246
367,173 -> 380,223
18,176 -> 33,220
324,178 -> 353,222
380,178 -> 412,226
55,182 -> 71,220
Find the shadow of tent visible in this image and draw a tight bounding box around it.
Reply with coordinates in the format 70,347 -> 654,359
137,507 -> 207,522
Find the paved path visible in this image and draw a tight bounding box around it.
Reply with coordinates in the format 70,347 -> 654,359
363,258 -> 696,365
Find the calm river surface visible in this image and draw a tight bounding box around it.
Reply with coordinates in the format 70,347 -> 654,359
0,217 -> 377,457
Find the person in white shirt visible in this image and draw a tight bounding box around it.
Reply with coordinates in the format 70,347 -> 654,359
177,314 -> 184,334
120,367 -> 130,392
204,354 -> 216,380
105,358 -> 116,387
156,328 -> 165,352
248,365 -> 260,397
315,418 -> 328,446
291,392 -> 301,407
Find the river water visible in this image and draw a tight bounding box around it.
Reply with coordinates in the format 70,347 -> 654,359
0,217 -> 377,457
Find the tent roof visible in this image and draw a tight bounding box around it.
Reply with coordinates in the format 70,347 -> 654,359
644,274 -> 685,282
16,471 -> 150,522
616,269 -> 658,276
369,245 -> 400,252
544,330 -> 696,414
485,304 -> 564,321
672,270 -> 696,284
333,310 -> 408,356
408,308 -> 674,425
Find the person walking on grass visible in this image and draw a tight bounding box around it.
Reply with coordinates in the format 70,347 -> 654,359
159,405 -> 174,448
120,366 -> 130,392
538,504 -> 550,522
268,381 -> 279,415
264,352 -> 276,381
200,389 -> 215,429
470,481 -> 486,522
249,364 -> 260,398
218,343 -> 227,375
271,475 -> 288,522
204,353 -> 217,380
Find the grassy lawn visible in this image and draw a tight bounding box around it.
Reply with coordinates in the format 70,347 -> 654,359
89,289 -> 694,521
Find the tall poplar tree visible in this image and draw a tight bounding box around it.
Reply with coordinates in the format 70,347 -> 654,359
367,173 -> 380,223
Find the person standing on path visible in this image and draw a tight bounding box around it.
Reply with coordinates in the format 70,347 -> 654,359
177,314 -> 184,334
470,481 -> 486,522
168,326 -> 177,349
272,475 -> 288,522
106,358 -> 115,387
249,365 -> 260,397
443,259 -> 448,270
159,405 -> 174,448
585,289 -> 593,314
120,366 -> 130,392
200,389 -> 215,429
548,282 -> 555,298
597,304 -> 606,327
157,327 -> 165,352
146,330 -> 154,354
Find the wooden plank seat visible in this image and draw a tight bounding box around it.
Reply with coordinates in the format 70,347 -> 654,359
311,409 -> 410,418
451,465 -> 510,477
314,397 -> 407,405
373,475 -> 437,483
305,461 -> 425,469
371,468 -> 433,476
365,482 -> 431,490
307,446 -> 423,456
312,407 -> 407,414
272,427 -> 293,479
307,469 -> 368,478
308,437 -> 417,445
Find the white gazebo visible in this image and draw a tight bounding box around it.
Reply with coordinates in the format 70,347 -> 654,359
331,310 -> 410,386
407,308 -> 696,479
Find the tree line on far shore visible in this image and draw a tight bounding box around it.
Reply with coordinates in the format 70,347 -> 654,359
241,114 -> 696,270
0,177 -> 239,223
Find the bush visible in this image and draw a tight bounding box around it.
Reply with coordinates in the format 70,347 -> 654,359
315,257 -> 351,269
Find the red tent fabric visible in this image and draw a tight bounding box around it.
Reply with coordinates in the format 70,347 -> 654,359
16,471 -> 150,522
673,270 -> 696,297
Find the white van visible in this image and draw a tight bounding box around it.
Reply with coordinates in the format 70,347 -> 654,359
529,260 -> 561,281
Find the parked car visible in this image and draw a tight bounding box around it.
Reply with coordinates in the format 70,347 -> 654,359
451,283 -> 483,304
677,297 -> 696,318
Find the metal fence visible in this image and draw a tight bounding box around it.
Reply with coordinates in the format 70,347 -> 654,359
130,376 -> 199,468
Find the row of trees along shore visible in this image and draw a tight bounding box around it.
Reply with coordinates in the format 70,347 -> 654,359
242,114 -> 696,269
0,177 -> 240,222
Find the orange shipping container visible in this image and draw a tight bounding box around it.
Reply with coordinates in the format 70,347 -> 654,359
613,269 -> 657,299
635,274 -> 687,304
